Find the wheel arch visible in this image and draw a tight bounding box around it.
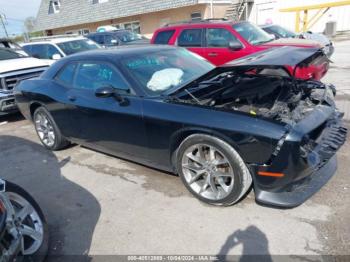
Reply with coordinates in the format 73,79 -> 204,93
29,101 -> 45,120
169,127 -> 242,172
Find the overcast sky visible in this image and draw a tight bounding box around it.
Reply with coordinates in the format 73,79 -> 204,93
0,0 -> 42,37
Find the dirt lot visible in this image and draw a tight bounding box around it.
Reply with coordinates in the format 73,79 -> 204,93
0,41 -> 350,260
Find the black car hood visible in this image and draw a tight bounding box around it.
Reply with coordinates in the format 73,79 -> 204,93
223,46 -> 322,67
166,46 -> 325,96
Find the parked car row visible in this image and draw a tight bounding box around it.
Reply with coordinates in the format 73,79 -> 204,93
87,29 -> 149,47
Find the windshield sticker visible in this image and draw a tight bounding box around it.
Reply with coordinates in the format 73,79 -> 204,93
126,58 -> 161,69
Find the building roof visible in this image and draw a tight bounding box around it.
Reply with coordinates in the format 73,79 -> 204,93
34,0 -> 198,32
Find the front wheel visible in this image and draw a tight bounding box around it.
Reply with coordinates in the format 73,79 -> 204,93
5,181 -> 49,261
177,134 -> 252,206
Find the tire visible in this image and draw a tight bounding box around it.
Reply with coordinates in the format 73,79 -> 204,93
5,181 -> 49,262
176,134 -> 252,206
33,106 -> 70,151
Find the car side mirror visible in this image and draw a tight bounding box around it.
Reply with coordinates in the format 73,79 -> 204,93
228,41 -> 243,51
95,86 -> 115,98
95,86 -> 129,105
52,54 -> 62,60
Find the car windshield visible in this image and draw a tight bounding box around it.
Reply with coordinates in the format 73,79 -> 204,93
121,49 -> 215,95
116,31 -> 144,43
57,39 -> 100,55
0,48 -> 25,60
268,25 -> 296,38
233,22 -> 274,45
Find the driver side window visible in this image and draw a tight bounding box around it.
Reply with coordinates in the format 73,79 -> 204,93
206,28 -> 240,48
74,62 -> 130,92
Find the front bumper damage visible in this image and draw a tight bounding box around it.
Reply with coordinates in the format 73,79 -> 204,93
252,106 -> 347,208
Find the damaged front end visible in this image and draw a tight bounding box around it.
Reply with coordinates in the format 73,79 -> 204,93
169,47 -> 347,207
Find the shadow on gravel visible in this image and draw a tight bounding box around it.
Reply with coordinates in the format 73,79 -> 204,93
0,135 -> 101,260
217,225 -> 272,262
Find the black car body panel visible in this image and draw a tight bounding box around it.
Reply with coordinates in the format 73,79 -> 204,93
223,46 -> 322,67
260,24 -> 334,57
14,46 -> 347,207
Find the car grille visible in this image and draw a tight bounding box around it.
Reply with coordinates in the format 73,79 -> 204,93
0,68 -> 47,90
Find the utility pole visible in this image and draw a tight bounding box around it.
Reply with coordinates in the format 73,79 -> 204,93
210,0 -> 214,18
0,13 -> 9,38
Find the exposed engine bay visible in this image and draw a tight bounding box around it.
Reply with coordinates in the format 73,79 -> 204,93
175,69 -> 336,126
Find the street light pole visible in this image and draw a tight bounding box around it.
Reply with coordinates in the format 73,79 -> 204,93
0,13 -> 9,38
210,0 -> 214,18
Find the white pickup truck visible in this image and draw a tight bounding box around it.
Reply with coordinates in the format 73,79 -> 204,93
0,47 -> 49,115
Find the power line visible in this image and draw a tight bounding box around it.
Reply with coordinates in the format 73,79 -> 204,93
0,13 -> 9,37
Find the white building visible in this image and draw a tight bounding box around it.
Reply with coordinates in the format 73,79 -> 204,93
248,0 -> 350,33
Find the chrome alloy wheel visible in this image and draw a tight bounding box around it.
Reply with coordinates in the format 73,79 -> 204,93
181,144 -> 235,200
7,191 -> 44,255
34,112 -> 55,147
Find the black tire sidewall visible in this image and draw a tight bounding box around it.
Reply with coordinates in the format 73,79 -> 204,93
177,134 -> 245,206
5,181 -> 49,262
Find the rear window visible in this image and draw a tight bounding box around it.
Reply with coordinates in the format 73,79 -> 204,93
178,29 -> 203,47
154,30 -> 175,44
56,63 -> 77,85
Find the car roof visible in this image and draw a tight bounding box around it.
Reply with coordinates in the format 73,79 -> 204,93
88,30 -> 130,35
157,19 -> 245,31
22,36 -> 87,46
61,45 -> 179,61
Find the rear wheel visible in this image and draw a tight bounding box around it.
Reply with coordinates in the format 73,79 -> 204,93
33,107 -> 69,150
177,134 -> 252,206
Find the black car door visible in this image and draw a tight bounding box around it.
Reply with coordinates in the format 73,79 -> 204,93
64,61 -> 148,160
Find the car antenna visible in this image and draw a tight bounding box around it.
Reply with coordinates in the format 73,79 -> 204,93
184,89 -> 201,104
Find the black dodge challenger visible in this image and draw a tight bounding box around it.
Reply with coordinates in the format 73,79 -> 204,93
14,45 -> 347,207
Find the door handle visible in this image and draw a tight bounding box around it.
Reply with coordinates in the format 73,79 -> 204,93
208,52 -> 218,57
68,95 -> 76,102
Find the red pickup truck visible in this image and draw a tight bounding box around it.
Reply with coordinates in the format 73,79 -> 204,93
151,20 -> 329,80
